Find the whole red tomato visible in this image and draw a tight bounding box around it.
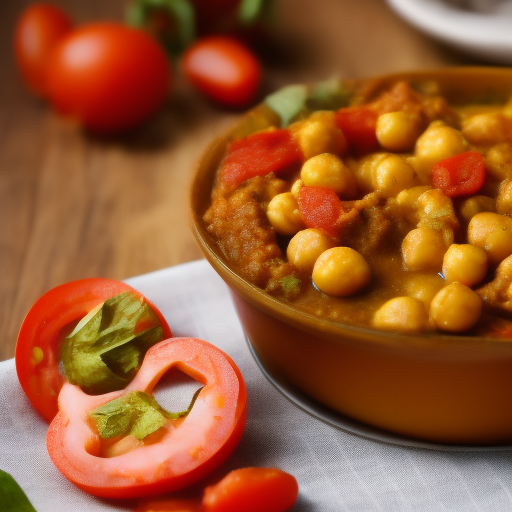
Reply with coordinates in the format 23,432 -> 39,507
14,3 -> 73,96
182,35 -> 261,108
45,23 -> 171,133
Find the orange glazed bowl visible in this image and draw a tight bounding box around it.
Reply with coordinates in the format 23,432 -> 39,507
191,68 -> 512,446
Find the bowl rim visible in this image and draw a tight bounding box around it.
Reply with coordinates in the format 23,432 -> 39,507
190,66 -> 512,352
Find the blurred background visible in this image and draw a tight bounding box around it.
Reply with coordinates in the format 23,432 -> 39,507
0,0 -> 486,361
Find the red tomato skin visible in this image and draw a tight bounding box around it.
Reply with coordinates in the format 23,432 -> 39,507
135,499 -> 202,512
335,107 -> 379,155
202,467 -> 299,512
298,186 -> 343,238
14,3 -> 73,96
46,338 -> 248,499
45,23 -> 170,133
220,129 -> 303,187
15,278 -> 172,423
182,36 -> 262,107
431,151 -> 486,198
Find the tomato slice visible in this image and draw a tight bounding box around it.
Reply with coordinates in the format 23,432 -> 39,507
297,186 -> 344,238
431,151 -> 486,198
334,107 -> 379,155
15,278 -> 171,423
220,129 -> 303,187
46,337 -> 247,499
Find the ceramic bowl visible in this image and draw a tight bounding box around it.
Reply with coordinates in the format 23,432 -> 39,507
190,67 -> 512,446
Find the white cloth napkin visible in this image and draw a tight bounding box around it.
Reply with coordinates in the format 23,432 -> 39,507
1,259 -> 512,512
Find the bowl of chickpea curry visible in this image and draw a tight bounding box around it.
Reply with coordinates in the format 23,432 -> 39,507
191,67 -> 512,445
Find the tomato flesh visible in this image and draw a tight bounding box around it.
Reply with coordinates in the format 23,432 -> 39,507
182,36 -> 262,107
45,23 -> 170,133
431,151 -> 486,197
335,107 -> 379,155
46,337 -> 247,499
298,186 -> 343,238
220,129 -> 303,187
15,278 -> 171,423
14,3 -> 73,96
202,467 -> 299,512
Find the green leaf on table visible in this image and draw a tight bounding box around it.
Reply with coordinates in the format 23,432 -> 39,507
238,0 -> 275,25
60,292 -> 164,395
0,470 -> 37,512
90,389 -> 202,440
127,0 -> 195,54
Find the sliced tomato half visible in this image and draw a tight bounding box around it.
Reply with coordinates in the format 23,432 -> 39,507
46,337 -> 247,499
15,278 -> 171,423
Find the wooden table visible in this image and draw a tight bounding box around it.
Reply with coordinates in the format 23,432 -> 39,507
0,0 -> 471,361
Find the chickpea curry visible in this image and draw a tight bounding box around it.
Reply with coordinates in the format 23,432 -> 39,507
203,78 -> 512,338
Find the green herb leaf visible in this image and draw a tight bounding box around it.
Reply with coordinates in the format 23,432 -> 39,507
264,80 -> 353,127
90,389 -> 201,440
127,0 -> 195,54
280,274 -> 301,298
264,85 -> 308,128
60,292 -> 164,395
0,470 -> 37,512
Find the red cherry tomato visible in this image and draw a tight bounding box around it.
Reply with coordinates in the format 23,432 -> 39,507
202,467 -> 299,512
335,107 -> 379,155
431,151 -> 486,198
220,129 -> 303,187
182,36 -> 262,107
45,23 -> 170,133
47,338 -> 248,499
15,278 -> 172,423
14,3 -> 73,96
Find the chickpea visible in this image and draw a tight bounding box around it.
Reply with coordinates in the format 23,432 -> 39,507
294,111 -> 347,159
417,189 -> 459,232
405,273 -> 445,307
442,244 -> 488,286
459,195 -> 495,223
402,226 -> 446,271
467,212 -> 512,265
290,178 -> 303,198
395,186 -> 432,209
372,296 -> 429,333
375,111 -> 421,151
430,283 -> 482,332
461,113 -> 512,145
301,153 -> 357,198
415,122 -> 468,178
485,143 -> 512,181
372,154 -> 416,198
312,247 -> 371,296
287,228 -> 336,272
496,179 -> 512,215
354,153 -> 388,193
266,192 -> 304,236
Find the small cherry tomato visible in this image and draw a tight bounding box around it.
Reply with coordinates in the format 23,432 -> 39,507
431,150 -> 486,198
15,278 -> 172,423
182,36 -> 262,107
45,23 -> 171,133
335,107 -> 379,155
202,467 -> 299,512
14,3 -> 73,96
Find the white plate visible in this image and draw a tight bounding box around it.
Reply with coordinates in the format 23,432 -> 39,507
386,0 -> 512,64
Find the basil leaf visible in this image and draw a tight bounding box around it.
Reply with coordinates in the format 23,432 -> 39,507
90,389 -> 201,441
264,80 -> 353,127
0,470 -> 37,512
60,292 -> 164,395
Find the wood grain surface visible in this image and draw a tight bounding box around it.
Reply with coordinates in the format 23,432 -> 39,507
0,0 -> 474,361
